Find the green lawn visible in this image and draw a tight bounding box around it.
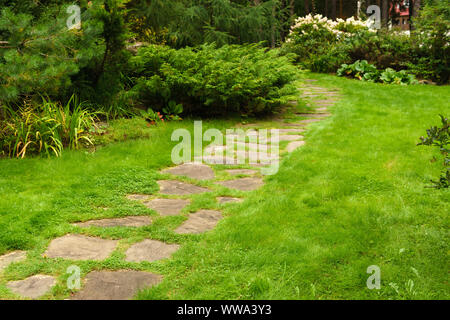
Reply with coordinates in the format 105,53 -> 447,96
0,74 -> 448,299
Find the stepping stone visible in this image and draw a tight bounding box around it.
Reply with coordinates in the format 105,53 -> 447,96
235,151 -> 280,162
315,100 -> 336,104
74,216 -> 151,228
125,240 -> 179,263
225,169 -> 258,176
278,122 -> 305,127
216,177 -> 264,191
175,210 -> 223,234
276,128 -> 305,133
143,199 -> 190,216
201,155 -> 237,165
162,163 -> 215,180
316,107 -> 328,112
299,119 -> 321,124
44,234 -> 118,261
0,251 -> 26,271
303,79 -> 318,82
297,113 -> 331,118
286,141 -> 306,152
217,197 -> 243,204
204,144 -> 229,153
127,194 -> 150,201
70,271 -> 162,300
279,135 -> 303,141
157,180 -> 210,195
7,275 -> 55,299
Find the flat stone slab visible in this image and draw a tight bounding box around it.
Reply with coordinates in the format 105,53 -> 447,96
143,199 -> 190,216
127,194 -> 150,201
276,128 -> 305,133
125,239 -> 179,263
216,177 -> 264,191
71,271 -> 162,300
162,163 -> 215,180
296,113 -> 331,118
0,251 -> 26,271
278,122 -> 306,127
7,275 -> 55,299
316,107 -> 328,112
74,216 -> 151,228
44,234 -> 118,261
157,180 -> 210,195
315,99 -> 336,104
217,197 -> 243,204
279,135 -> 303,141
225,169 -> 258,176
286,140 -> 306,152
299,119 -> 322,124
175,210 -> 223,234
199,155 -> 237,165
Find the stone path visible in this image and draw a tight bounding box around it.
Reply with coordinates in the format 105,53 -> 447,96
2,79 -> 339,300
74,216 -> 151,228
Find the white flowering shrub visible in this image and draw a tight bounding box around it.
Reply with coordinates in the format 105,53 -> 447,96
283,14 -> 368,72
286,14 -> 368,44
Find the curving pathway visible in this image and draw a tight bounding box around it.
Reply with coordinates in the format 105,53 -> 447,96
0,80 -> 340,300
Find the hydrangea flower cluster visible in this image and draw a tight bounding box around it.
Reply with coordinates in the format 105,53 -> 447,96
286,14 -> 369,43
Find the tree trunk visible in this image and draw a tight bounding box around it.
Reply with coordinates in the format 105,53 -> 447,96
332,0 -> 337,19
381,0 -> 389,28
410,0 -> 421,30
304,0 -> 309,14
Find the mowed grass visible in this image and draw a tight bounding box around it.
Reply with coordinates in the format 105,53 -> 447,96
0,74 -> 449,299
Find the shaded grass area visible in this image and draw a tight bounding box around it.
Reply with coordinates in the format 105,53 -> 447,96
0,74 -> 448,299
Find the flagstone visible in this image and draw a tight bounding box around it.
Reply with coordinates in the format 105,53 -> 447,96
157,180 -> 210,195
298,119 -> 322,124
143,198 -> 190,216
0,251 -> 27,271
279,134 -> 303,141
162,163 -> 215,180
217,197 -> 243,203
7,275 -> 55,299
225,169 -> 258,176
216,177 -> 264,191
70,271 -> 162,300
125,239 -> 179,263
286,140 -> 306,152
73,216 -> 151,228
44,234 -> 118,261
175,210 -> 223,234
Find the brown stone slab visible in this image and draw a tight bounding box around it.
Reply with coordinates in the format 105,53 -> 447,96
162,163 -> 215,180
225,169 -> 258,176
125,240 -> 179,263
299,119 -> 322,124
279,135 -> 303,141
71,270 -> 162,300
0,251 -> 26,271
217,197 -> 243,204
275,128 -> 305,133
7,275 -> 55,299
157,180 -> 210,195
286,141 -> 306,152
216,177 -> 264,191
44,235 -> 118,261
143,199 -> 190,216
175,210 -> 223,234
74,216 -> 151,228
